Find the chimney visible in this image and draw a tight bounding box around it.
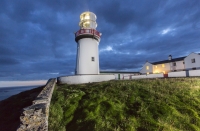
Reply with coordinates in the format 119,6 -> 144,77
168,55 -> 172,60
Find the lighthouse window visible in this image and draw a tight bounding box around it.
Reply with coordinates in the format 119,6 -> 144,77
91,57 -> 95,61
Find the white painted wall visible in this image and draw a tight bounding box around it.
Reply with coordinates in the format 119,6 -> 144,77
57,75 -> 115,84
168,71 -> 186,77
184,53 -> 200,70
188,70 -> 200,76
76,38 -> 99,74
172,60 -> 185,71
153,63 -> 170,74
140,62 -> 153,74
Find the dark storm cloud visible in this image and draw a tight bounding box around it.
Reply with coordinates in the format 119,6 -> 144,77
0,0 -> 200,80
0,57 -> 19,65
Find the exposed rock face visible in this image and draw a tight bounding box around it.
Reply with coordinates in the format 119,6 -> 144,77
17,78 -> 56,131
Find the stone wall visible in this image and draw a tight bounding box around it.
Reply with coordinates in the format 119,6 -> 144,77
17,78 -> 56,131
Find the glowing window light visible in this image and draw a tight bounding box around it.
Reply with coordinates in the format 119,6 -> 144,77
155,66 -> 157,68
162,64 -> 165,67
83,21 -> 90,28
146,66 -> 149,70
84,15 -> 90,20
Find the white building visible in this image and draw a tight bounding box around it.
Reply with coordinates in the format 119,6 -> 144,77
75,12 -> 101,75
140,52 -> 200,75
184,52 -> 200,70
57,11 -> 115,84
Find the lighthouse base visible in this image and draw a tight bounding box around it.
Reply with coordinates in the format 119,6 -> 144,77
57,74 -> 115,85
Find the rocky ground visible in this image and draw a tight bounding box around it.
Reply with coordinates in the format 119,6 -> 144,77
0,86 -> 44,131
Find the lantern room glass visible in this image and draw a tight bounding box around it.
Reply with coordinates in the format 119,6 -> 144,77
79,12 -> 97,29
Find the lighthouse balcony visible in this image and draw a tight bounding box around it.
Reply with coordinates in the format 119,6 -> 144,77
75,29 -> 101,38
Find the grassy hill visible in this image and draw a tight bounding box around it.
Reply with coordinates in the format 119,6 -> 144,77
48,78 -> 200,131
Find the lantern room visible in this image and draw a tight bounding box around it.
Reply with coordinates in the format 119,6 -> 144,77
79,12 -> 97,29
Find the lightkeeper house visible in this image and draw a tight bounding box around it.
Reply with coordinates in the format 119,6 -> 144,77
140,52 -> 200,75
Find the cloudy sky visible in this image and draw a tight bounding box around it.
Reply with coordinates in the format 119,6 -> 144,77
0,0 -> 200,81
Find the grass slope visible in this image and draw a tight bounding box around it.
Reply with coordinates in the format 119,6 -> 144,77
0,86 -> 44,131
49,78 -> 200,131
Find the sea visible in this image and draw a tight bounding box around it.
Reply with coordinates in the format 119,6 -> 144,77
0,86 -> 39,101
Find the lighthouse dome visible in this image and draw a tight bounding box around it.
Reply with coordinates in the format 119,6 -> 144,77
79,11 -> 97,29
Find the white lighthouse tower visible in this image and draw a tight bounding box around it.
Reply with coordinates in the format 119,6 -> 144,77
57,11 -> 115,84
75,12 -> 101,75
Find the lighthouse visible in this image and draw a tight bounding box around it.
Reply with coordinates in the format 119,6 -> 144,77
75,12 -> 101,75
57,11 -> 115,84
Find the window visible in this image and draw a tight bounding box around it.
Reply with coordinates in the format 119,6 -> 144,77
191,59 -> 195,63
173,62 -> 176,66
147,72 -> 149,75
192,67 -> 196,70
91,57 -> 95,61
183,62 -> 185,64
155,65 -> 157,68
162,64 -> 165,67
146,66 -> 149,70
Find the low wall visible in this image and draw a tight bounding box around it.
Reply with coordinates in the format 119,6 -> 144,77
131,73 -> 163,79
188,70 -> 200,76
168,71 -> 186,77
57,74 -> 115,84
17,78 -> 56,131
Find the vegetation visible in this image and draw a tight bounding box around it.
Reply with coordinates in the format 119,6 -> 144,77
0,86 -> 44,131
49,78 -> 200,131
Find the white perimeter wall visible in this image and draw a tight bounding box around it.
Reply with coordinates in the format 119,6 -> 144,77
130,73 -> 163,79
58,74 -> 115,84
168,71 -> 186,77
188,70 -> 200,76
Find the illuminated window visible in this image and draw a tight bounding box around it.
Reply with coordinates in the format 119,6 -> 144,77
147,72 -> 149,75
162,64 -> 165,67
84,15 -> 90,20
191,59 -> 195,63
155,66 -> 157,68
146,66 -> 149,70
83,21 -> 90,28
163,71 -> 165,74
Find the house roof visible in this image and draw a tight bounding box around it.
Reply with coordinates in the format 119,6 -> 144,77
151,56 -> 186,65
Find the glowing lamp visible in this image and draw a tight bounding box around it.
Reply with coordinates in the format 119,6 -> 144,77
79,12 -> 97,29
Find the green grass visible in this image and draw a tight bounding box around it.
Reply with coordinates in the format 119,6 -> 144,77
48,78 -> 200,131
